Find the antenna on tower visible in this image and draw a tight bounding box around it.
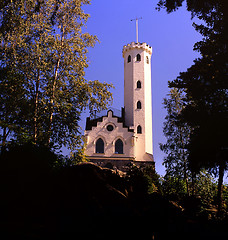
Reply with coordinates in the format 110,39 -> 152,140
131,17 -> 142,43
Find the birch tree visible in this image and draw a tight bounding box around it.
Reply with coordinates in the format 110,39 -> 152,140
160,88 -> 192,195
0,0 -> 113,151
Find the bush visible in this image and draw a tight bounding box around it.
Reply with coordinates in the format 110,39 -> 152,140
125,163 -> 162,197
161,176 -> 188,201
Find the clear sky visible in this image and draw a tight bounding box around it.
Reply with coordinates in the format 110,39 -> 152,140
80,0 -> 202,176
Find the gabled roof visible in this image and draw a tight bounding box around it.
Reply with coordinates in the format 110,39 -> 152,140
85,108 -> 134,132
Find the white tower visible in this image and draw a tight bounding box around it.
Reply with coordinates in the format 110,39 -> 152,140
122,42 -> 153,161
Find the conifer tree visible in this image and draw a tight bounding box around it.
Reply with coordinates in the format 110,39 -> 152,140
157,0 -> 228,214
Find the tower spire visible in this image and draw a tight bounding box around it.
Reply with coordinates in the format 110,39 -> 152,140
131,17 -> 142,43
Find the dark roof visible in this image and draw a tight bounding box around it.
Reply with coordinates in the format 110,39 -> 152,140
85,108 -> 134,132
85,117 -> 103,131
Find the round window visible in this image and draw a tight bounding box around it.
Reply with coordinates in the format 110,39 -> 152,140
107,124 -> 114,132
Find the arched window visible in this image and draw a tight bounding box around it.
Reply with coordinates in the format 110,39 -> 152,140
127,55 -> 131,63
96,138 -> 104,153
137,80 -> 141,89
115,139 -> 123,154
146,56 -> 149,64
136,53 -> 141,61
137,101 -> 142,109
137,125 -> 142,134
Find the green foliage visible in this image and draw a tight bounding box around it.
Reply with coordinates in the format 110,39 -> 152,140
156,0 -> 226,18
156,0 -> 228,214
161,176 -> 188,200
0,0 -> 113,151
143,165 -> 163,194
161,170 -> 219,217
160,88 -> 192,195
125,164 -> 162,196
0,67 -> 29,147
194,171 -> 217,208
223,185 -> 228,210
159,0 -> 228,170
70,142 -> 88,165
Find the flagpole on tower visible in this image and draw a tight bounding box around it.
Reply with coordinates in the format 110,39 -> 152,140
131,17 -> 142,43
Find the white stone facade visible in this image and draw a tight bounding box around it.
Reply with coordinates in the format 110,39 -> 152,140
122,42 -> 153,161
84,42 -> 154,166
84,110 -> 135,161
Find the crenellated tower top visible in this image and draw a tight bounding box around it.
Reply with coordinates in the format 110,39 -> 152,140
122,42 -> 152,57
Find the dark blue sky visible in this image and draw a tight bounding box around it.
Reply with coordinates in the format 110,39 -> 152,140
80,0 -> 202,176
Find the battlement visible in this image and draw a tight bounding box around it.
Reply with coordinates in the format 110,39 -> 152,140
122,42 -> 152,57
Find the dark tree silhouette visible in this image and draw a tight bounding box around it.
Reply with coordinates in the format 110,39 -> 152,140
157,0 -> 228,215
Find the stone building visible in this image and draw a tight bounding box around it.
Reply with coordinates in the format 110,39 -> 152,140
84,42 -> 154,170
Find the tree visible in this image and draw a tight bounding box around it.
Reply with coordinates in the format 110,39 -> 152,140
160,88 -> 192,196
0,67 -> 29,150
0,0 -> 113,151
194,170 -> 217,212
125,164 -> 162,196
156,0 -> 227,17
156,0 -> 228,215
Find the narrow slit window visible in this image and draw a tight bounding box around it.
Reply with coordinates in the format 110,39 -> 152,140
127,55 -> 131,63
136,53 -> 141,61
137,101 -> 142,109
146,56 -> 149,64
137,125 -> 142,134
137,80 -> 141,89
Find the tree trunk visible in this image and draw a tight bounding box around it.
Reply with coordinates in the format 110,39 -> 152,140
34,73 -> 40,144
47,57 -> 60,145
183,157 -> 190,196
1,114 -> 10,152
217,160 -> 225,217
1,127 -> 7,152
180,126 -> 190,196
47,24 -> 65,145
191,172 -> 196,196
